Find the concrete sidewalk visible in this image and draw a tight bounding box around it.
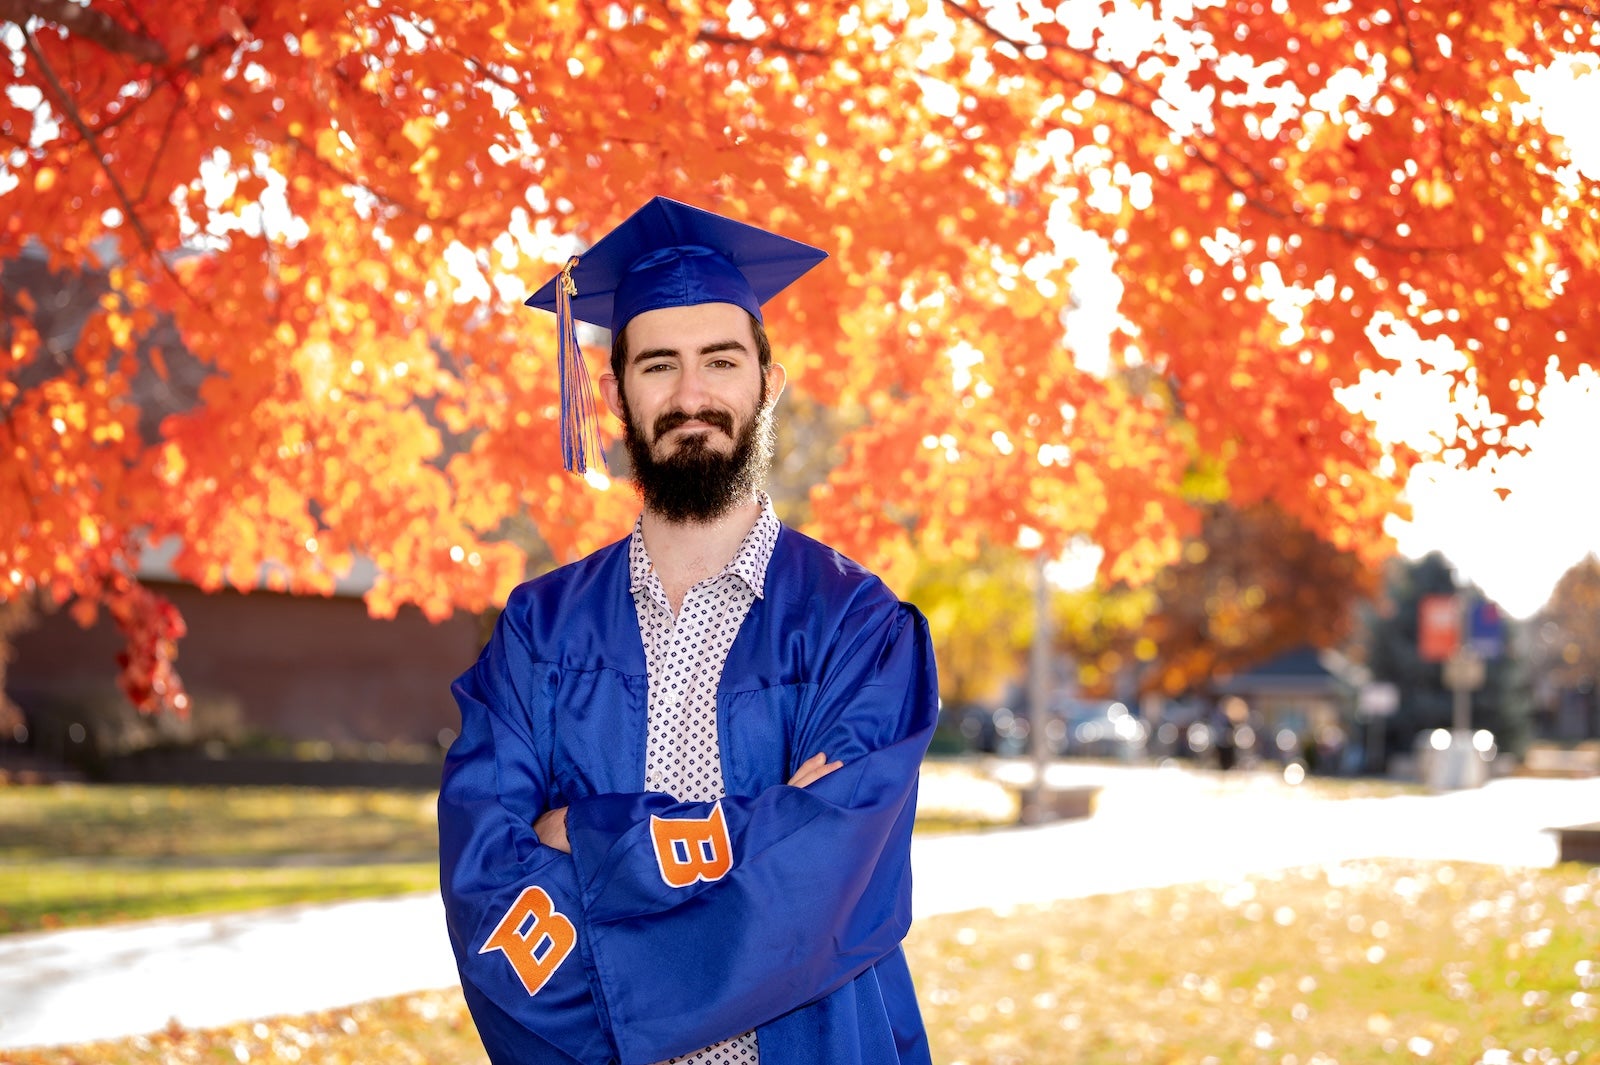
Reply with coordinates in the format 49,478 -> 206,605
4,766 -> 1598,1051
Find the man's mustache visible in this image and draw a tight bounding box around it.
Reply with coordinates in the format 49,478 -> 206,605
654,408 -> 735,437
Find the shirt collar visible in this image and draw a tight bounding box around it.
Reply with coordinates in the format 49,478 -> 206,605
729,494 -> 781,598
628,494 -> 782,598
628,523 -> 651,594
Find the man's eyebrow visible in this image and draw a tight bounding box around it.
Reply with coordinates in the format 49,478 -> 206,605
630,338 -> 751,364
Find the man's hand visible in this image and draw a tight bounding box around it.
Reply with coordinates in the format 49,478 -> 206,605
537,754 -> 838,852
534,806 -> 570,853
788,752 -> 843,789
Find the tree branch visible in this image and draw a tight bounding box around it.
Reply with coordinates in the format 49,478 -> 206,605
945,0 -> 1461,258
945,3 -> 1273,195
109,0 -> 161,55
1547,2 -> 1599,35
19,24 -> 202,307
282,126 -> 468,230
21,25 -> 159,249
0,0 -> 167,65
695,29 -> 829,60
1391,0 -> 1418,72
135,93 -> 183,205
82,79 -> 159,137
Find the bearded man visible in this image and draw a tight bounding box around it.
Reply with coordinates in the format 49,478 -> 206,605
437,198 -> 939,1065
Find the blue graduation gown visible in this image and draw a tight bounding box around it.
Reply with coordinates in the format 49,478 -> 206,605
439,526 -> 939,1065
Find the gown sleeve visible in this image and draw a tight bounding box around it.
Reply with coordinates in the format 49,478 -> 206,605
437,601 -> 618,1065
561,597 -> 939,1064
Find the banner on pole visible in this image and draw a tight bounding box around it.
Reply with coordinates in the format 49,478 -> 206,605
1469,600 -> 1504,658
1418,594 -> 1461,663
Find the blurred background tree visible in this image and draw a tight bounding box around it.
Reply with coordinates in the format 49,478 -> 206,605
1360,552 -> 1533,768
903,550 -> 1038,708
1527,554 -> 1600,740
986,501 -> 1378,707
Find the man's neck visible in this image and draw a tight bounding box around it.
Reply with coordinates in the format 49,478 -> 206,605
640,495 -> 763,611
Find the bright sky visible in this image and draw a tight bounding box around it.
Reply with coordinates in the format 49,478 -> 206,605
1358,363 -> 1600,619
1350,58 -> 1600,619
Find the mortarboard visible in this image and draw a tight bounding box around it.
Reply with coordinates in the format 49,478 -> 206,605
525,197 -> 829,475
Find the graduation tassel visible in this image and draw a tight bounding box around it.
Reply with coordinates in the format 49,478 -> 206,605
555,255 -> 607,475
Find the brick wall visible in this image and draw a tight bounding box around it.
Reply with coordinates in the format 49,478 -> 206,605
5,581 -> 488,747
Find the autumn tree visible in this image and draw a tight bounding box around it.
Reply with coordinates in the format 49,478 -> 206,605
1528,553 -> 1600,738
2,1 -> 1596,711
1051,501 -> 1380,698
908,499 -> 1381,712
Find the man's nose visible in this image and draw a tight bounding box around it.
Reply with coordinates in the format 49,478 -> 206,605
670,364 -> 712,409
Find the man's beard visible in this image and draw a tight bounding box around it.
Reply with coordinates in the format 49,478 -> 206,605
619,389 -> 776,523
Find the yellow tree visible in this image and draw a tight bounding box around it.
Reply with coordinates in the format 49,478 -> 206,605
2,0 -> 1594,709
900,550 -> 1040,706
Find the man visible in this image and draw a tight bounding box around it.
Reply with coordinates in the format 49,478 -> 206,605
438,198 -> 939,1065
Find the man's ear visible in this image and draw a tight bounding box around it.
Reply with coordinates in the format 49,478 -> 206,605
764,362 -> 787,409
599,372 -> 624,421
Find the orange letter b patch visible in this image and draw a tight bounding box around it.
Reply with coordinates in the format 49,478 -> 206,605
650,801 -> 734,888
479,885 -> 576,997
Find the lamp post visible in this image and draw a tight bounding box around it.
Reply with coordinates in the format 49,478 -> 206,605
1026,549 -> 1052,821
1426,586 -> 1494,790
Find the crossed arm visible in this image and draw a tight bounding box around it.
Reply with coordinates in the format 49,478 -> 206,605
441,591 -> 937,1063
530,752 -> 844,853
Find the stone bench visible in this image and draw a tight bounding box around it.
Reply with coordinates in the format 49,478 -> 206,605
1554,823 -> 1600,864
1522,744 -> 1600,778
1016,784 -> 1102,825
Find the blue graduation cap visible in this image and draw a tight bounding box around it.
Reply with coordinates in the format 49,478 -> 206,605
525,197 -> 828,474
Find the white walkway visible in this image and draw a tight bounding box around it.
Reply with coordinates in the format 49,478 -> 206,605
3,766 -> 1597,1050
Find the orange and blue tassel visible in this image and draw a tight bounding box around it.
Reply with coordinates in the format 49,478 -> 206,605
556,256 -> 607,475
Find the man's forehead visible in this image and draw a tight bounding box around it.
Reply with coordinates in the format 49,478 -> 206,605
625,302 -> 757,350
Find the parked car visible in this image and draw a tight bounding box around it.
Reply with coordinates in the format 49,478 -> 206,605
957,698 -> 1149,759
1057,699 -> 1148,759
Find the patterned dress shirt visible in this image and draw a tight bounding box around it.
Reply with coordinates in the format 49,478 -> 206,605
629,496 -> 782,1065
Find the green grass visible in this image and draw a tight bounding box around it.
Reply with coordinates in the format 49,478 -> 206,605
8,860 -> 1597,1065
0,783 -> 441,934
0,769 -> 1435,935
0,861 -> 439,932
0,783 -> 442,861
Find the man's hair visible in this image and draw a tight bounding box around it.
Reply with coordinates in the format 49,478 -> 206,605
610,311 -> 773,381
